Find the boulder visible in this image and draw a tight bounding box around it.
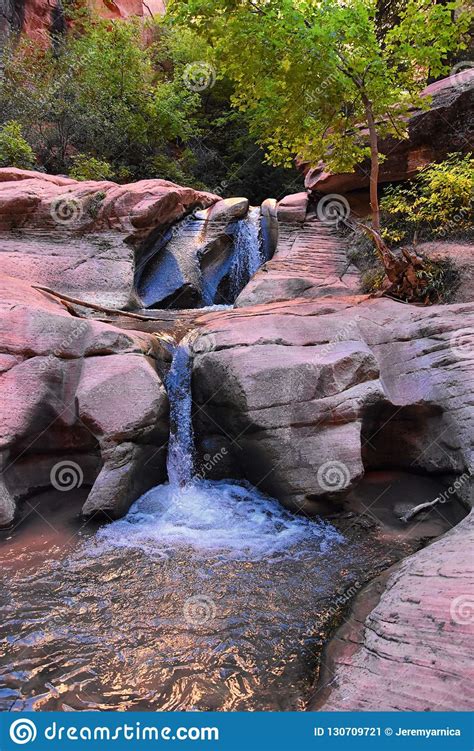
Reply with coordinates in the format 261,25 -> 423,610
0,170 -> 219,309
276,192 -> 308,223
0,272 -> 169,525
303,71 -> 474,194
195,197 -> 249,222
0,169 -> 219,240
193,295 -> 474,511
260,198 -> 279,260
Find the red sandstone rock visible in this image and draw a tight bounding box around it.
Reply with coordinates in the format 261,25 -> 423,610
0,272 -> 169,526
2,0 -> 166,46
312,511 -> 474,711
0,169 -> 219,238
276,192 -> 309,223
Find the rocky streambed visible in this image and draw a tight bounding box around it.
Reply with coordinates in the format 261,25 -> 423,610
0,166 -> 472,712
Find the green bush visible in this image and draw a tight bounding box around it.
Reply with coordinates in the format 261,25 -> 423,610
0,120 -> 35,169
380,153 -> 474,243
69,154 -> 115,181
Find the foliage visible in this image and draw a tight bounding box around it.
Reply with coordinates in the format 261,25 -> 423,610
168,0 -> 471,172
0,15 -> 301,201
380,153 -> 474,243
0,18 -> 200,177
69,154 -> 115,181
0,120 -> 35,169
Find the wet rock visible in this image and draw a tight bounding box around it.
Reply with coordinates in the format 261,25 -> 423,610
192,296 -> 474,511
313,510 -> 474,711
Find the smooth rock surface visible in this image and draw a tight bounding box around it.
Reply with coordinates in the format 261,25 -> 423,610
0,272 -> 169,525
276,192 -> 309,223
313,510 -> 474,711
0,169 -> 218,240
195,197 -> 249,222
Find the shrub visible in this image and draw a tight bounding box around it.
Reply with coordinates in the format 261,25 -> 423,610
0,120 -> 35,169
380,153 -> 474,243
69,154 -> 115,181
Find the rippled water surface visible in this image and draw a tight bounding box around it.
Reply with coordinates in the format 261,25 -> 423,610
0,478 -> 401,712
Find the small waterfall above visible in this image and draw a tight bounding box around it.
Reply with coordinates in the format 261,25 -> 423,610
137,204 -> 268,310
228,207 -> 264,299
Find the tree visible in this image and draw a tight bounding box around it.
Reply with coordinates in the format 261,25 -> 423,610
168,0 -> 471,297
0,17 -> 201,176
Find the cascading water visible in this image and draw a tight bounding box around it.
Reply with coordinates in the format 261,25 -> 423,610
165,345 -> 194,487
201,207 -> 265,307
0,345 -> 402,712
228,207 -> 264,299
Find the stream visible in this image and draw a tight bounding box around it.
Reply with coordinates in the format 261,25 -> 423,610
0,346 -> 464,711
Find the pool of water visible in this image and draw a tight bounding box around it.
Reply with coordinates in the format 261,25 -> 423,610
0,478 -> 407,712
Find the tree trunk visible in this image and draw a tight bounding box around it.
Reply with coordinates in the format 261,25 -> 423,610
362,94 -> 381,233
356,93 -> 433,302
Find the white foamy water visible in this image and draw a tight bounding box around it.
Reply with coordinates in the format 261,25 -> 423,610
95,479 -> 345,561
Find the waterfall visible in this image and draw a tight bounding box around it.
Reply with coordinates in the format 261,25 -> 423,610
95,337 -> 345,562
228,207 -> 264,299
165,345 -> 194,487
